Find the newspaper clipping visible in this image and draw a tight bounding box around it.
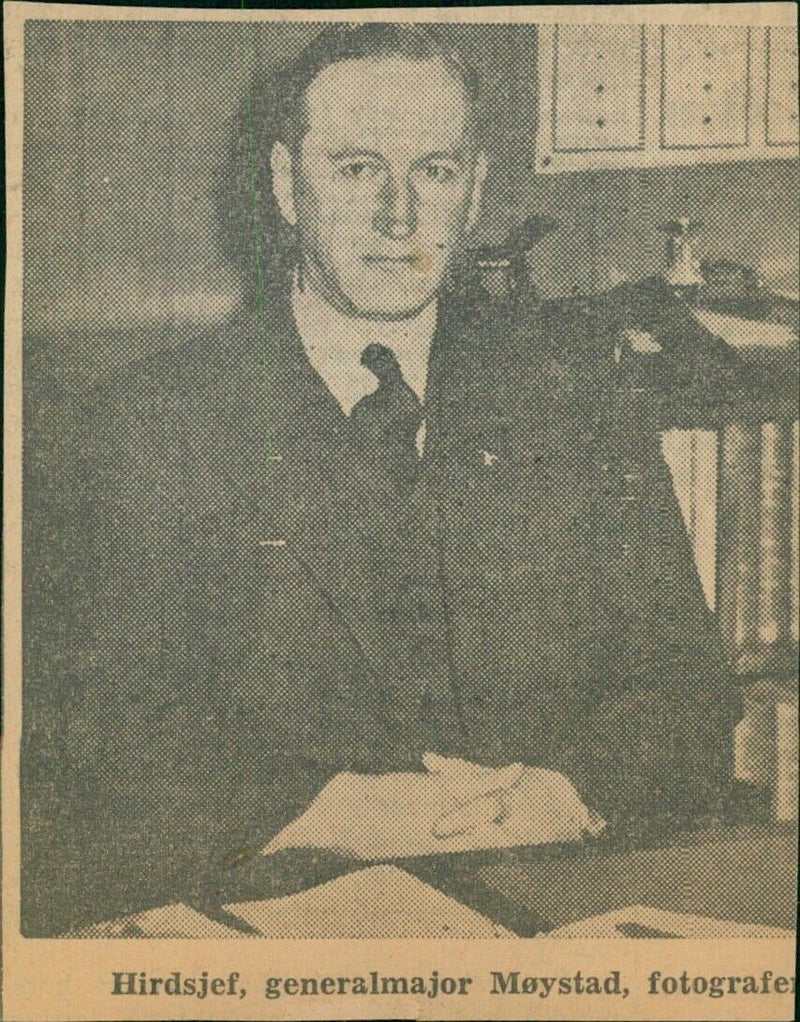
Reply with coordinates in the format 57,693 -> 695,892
2,2 -> 798,1019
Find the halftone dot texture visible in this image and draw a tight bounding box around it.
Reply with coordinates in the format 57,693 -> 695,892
74,866 -> 515,938
21,20 -> 798,939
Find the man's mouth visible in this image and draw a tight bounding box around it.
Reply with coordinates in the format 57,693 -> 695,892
363,252 -> 435,273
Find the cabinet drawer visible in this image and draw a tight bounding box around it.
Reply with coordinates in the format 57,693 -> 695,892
552,25 -> 645,152
766,27 -> 799,146
661,26 -> 751,149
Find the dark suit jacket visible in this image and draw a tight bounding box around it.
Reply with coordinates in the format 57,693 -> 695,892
22,276 -> 742,934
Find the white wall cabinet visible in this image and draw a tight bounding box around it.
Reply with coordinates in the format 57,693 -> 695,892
536,24 -> 798,173
766,27 -> 800,147
661,26 -> 750,149
551,26 -> 645,152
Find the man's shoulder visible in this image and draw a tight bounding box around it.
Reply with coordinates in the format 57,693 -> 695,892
69,309 -> 267,479
82,308 -> 263,432
441,286 -> 621,401
93,312 -> 256,406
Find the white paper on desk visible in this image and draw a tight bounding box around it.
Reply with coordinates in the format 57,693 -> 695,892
70,902 -> 244,938
543,904 -> 795,939
692,309 -> 798,349
70,866 -> 513,939
225,865 -> 513,938
262,767 -> 599,860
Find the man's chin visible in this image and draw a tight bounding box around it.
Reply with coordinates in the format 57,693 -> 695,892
341,283 -> 440,321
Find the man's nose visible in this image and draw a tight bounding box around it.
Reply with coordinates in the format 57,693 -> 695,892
373,173 -> 418,240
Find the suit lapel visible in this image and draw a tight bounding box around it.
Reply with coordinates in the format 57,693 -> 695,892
188,288 -> 412,688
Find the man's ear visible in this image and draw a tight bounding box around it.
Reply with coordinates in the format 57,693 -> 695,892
270,140 -> 297,226
467,151 -> 488,232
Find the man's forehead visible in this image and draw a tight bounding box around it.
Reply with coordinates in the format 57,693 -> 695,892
302,55 -> 471,150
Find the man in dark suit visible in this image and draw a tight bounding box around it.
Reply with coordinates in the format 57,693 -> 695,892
22,24 -> 740,935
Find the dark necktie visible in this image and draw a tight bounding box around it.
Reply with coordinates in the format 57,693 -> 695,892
349,343 -> 423,493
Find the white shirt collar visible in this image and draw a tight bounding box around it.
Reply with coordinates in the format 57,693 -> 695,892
290,272 -> 438,418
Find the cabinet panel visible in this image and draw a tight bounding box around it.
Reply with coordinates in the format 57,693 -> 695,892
661,26 -> 750,149
766,27 -> 799,146
552,26 -> 645,152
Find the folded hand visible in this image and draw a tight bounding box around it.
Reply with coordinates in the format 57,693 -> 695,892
424,753 -> 606,845
262,752 -> 604,860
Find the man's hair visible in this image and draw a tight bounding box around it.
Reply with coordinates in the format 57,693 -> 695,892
219,24 -> 480,296
271,23 -> 481,152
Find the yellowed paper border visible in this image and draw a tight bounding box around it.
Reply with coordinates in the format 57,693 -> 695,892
3,3 -> 797,1020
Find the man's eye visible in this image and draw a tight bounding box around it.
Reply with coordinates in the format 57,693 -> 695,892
338,162 -> 379,181
422,162 -> 457,183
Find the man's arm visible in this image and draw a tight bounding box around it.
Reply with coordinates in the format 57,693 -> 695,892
549,391 -> 741,834
498,302 -> 743,835
21,384 -> 331,934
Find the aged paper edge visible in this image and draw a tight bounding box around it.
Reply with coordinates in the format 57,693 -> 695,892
2,2 -> 797,1020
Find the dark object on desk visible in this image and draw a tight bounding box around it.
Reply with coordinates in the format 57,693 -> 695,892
700,258 -> 759,303
697,257 -> 800,330
404,824 -> 798,937
587,275 -> 797,427
468,214 -> 559,298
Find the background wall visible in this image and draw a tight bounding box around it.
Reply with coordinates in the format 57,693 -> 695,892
24,20 -> 799,377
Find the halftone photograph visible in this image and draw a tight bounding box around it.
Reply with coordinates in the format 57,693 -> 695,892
2,2 -> 798,1018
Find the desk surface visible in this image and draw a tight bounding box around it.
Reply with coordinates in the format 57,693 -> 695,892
402,824 -> 798,937
75,823 -> 797,938
192,823 -> 798,939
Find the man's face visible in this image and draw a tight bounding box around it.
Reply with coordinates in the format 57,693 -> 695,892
272,55 -> 485,319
